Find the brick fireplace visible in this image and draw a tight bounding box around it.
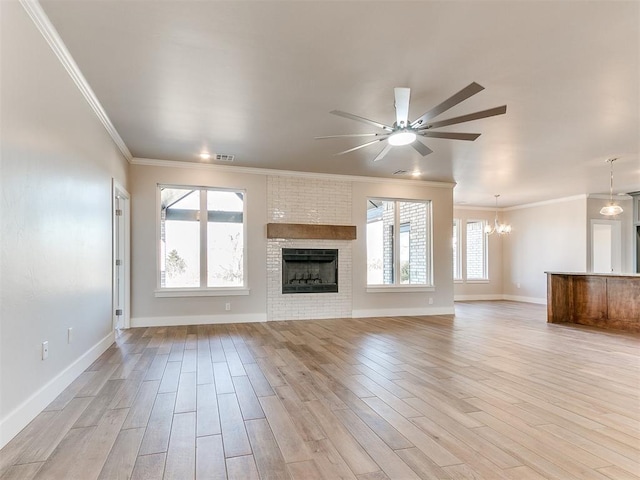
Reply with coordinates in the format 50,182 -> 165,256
266,176 -> 353,320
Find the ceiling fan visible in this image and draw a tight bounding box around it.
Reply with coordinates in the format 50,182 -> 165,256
316,82 -> 506,162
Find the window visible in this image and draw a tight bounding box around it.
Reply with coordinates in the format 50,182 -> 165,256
453,218 -> 462,280
465,219 -> 488,280
366,198 -> 432,286
159,185 -> 246,292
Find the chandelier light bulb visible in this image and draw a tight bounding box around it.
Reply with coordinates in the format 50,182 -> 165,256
486,194 -> 511,236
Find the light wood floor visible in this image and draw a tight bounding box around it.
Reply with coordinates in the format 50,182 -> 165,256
1,301 -> 639,480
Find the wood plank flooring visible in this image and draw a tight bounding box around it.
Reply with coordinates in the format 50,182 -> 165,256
1,301 -> 639,479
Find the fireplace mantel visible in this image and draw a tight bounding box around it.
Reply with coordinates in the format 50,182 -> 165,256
267,223 -> 356,240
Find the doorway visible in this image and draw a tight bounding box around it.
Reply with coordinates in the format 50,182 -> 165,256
590,219 -> 622,273
113,180 -> 131,330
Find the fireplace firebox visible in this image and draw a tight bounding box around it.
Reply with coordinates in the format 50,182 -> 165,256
282,248 -> 338,294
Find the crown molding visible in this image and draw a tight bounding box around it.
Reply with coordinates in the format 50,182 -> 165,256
19,0 -> 132,162
131,157 -> 456,188
503,194 -> 589,211
587,193 -> 633,200
456,192 -> 633,211
453,205 -> 502,212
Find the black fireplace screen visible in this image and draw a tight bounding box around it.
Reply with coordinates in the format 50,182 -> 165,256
282,248 -> 338,294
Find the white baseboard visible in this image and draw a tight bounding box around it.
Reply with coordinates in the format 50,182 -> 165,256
131,313 -> 268,328
502,294 -> 547,305
455,294 -> 546,305
454,294 -> 504,301
0,331 -> 115,449
352,306 -> 455,318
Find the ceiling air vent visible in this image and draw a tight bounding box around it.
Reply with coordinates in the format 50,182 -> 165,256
393,169 -> 408,175
215,154 -> 235,162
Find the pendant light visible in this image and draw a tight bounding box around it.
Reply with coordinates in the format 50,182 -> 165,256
600,158 -> 623,216
484,194 -> 511,235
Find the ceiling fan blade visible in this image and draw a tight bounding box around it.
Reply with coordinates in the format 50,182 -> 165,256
411,140 -> 433,156
417,131 -> 481,141
373,144 -> 393,162
425,105 -> 507,129
330,110 -> 393,131
410,82 -> 485,128
394,87 -> 411,127
315,133 -> 388,139
333,138 -> 386,156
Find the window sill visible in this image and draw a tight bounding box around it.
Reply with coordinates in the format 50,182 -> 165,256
155,287 -> 250,298
454,279 -> 464,284
465,279 -> 490,284
366,285 -> 435,293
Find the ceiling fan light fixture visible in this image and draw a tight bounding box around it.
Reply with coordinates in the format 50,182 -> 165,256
388,130 -> 416,146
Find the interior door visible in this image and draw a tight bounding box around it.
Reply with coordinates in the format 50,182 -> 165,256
113,181 -> 130,330
590,219 -> 622,273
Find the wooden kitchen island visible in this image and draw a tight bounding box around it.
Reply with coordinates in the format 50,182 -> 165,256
546,272 -> 640,332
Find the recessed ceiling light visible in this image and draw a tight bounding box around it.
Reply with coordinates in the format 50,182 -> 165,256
411,171 -> 421,177
199,152 -> 211,160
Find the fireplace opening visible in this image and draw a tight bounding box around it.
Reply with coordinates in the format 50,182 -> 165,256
282,248 -> 338,294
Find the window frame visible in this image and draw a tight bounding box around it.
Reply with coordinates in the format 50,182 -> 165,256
155,184 -> 250,297
366,197 -> 434,292
464,218 -> 489,282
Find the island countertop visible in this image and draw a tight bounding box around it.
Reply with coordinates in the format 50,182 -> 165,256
545,271 -> 640,278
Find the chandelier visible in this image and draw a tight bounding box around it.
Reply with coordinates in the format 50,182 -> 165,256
484,194 -> 511,235
600,158 -> 624,216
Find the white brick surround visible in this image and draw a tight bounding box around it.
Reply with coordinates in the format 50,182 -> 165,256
267,176 -> 352,320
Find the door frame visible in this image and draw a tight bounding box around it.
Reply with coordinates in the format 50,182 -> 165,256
589,218 -> 622,273
113,179 -> 131,330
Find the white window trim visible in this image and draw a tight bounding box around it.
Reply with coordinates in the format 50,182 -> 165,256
366,285 -> 435,293
366,197 -> 434,289
157,184 -> 248,291
154,287 -> 250,298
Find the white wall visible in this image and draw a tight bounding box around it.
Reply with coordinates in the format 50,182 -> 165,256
130,161 -> 455,323
0,2 -> 129,447
586,196 -> 634,273
130,162 -> 268,325
351,181 -> 454,316
453,207 -> 504,301
502,196 -> 587,302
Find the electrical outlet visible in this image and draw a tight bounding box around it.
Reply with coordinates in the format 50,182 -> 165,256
68,327 -> 73,344
517,283 -> 521,289
225,302 -> 231,311
428,297 -> 434,305
42,341 -> 49,360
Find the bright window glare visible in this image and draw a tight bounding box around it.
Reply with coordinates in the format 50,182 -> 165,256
160,186 -> 245,289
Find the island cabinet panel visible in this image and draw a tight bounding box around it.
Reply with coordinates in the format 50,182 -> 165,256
547,272 -> 640,333
572,276 -> 607,323
607,277 -> 640,329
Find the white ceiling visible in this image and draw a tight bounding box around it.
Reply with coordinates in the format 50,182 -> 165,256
39,0 -> 639,207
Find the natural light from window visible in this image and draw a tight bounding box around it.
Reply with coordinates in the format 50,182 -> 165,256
366,198 -> 431,286
160,186 -> 245,289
